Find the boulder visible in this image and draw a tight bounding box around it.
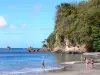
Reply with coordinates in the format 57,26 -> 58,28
27,46 -> 35,52
7,46 -> 11,50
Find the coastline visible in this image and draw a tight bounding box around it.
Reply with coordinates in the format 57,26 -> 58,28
8,63 -> 100,75
7,52 -> 100,75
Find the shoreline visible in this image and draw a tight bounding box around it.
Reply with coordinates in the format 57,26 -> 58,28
7,52 -> 100,75
8,63 -> 100,75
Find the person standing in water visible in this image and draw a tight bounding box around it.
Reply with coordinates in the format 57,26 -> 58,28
42,60 -> 45,68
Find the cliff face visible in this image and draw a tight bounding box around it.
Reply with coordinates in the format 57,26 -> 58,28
64,40 -> 87,52
52,39 -> 87,53
46,0 -> 100,52
64,44 -> 87,52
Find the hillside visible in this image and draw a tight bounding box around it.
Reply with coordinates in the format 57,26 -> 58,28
44,0 -> 100,52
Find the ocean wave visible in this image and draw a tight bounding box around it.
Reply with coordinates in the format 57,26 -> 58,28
0,66 -> 65,75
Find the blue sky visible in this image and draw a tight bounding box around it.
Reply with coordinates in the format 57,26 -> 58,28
0,0 -> 82,48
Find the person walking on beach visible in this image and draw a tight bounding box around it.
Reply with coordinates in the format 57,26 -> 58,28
85,57 -> 89,68
83,57 -> 86,62
90,58 -> 94,68
42,60 -> 45,68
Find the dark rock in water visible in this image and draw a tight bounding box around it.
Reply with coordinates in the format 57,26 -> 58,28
7,46 -> 11,50
27,46 -> 35,52
37,48 -> 40,52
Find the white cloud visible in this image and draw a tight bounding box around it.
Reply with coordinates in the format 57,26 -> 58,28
21,24 -> 26,28
9,24 -> 16,30
0,16 -> 7,28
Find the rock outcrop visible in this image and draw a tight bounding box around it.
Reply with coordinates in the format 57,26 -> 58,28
7,46 -> 11,50
52,47 -> 64,53
27,46 -> 35,52
37,48 -> 50,52
64,44 -> 87,53
51,45 -> 86,53
39,40 -> 87,53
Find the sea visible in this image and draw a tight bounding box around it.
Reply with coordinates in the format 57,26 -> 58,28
0,48 -> 82,74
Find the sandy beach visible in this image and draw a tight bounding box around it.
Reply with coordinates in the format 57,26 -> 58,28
4,52 -> 100,75
7,62 -> 100,75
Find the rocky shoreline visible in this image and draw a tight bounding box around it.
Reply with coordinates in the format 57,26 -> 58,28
26,44 -> 87,54
37,47 -> 85,54
37,43 -> 87,54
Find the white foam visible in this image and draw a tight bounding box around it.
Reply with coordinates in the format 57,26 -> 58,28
0,66 -> 65,74
60,61 -> 81,65
61,62 -> 75,65
19,68 -> 48,73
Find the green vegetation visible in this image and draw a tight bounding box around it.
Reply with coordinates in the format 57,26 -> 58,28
42,39 -> 48,48
46,0 -> 100,52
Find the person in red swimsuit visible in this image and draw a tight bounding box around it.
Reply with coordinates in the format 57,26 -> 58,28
42,60 -> 45,68
90,58 -> 94,68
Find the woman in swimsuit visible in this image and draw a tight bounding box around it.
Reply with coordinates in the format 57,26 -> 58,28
42,60 -> 45,68
90,58 -> 94,68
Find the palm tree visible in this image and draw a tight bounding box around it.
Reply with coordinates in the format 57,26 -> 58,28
42,41 -> 45,45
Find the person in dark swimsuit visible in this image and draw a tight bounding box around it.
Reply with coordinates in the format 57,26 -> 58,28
42,60 -> 45,68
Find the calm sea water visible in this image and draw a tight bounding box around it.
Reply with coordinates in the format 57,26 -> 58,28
0,48 -> 82,74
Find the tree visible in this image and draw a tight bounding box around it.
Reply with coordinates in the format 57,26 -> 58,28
46,0 -> 100,51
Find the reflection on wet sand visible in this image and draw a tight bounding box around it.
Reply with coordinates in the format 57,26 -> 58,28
54,53 -> 82,63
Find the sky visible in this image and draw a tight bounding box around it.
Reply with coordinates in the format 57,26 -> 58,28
0,0 -> 82,48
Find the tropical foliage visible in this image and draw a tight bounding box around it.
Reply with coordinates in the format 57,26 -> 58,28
45,0 -> 100,51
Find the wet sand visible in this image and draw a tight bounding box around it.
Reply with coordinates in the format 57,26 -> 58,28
8,52 -> 100,75
8,63 -> 100,75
